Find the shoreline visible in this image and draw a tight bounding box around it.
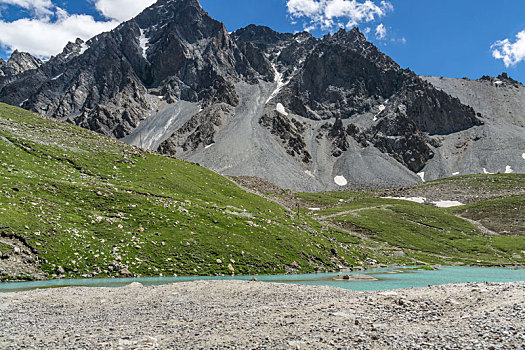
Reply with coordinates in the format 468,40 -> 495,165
1,280 -> 524,349
2,263 -> 525,284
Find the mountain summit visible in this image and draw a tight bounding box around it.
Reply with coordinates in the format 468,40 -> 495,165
1,0 -> 523,190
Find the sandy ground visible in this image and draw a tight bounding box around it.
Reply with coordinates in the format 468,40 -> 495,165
0,280 -> 524,349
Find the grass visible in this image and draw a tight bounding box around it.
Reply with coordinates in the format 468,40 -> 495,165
1,102 -> 523,281
0,242 -> 14,255
0,103 -> 373,279
450,196 -> 525,235
291,176 -> 525,266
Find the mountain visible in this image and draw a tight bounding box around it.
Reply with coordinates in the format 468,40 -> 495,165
0,0 -> 523,191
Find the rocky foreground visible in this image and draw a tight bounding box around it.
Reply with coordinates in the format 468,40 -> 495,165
0,281 -> 524,349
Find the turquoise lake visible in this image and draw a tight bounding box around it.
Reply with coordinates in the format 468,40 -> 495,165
1,266 -> 524,293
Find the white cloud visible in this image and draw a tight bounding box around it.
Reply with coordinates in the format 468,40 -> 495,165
93,0 -> 156,22
0,0 -> 54,17
491,29 -> 525,67
0,10 -> 118,57
375,23 -> 386,39
287,0 -> 393,31
0,0 -> 157,58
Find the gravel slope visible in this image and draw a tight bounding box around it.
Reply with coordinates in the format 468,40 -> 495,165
1,280 -> 524,349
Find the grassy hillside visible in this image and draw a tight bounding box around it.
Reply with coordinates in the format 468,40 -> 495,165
237,175 -> 525,267
1,103 -> 523,281
0,103 -> 379,280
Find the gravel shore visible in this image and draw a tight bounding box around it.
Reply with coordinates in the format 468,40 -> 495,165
1,281 -> 524,349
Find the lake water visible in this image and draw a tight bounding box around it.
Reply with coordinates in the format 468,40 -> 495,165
1,266 -> 524,293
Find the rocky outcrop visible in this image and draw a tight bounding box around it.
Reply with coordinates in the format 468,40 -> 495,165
0,50 -> 41,77
259,111 -> 311,163
369,105 -> 434,172
158,103 -> 235,156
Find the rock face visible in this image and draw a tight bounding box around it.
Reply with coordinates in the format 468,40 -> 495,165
419,74 -> 525,181
0,50 -> 41,78
1,0 -> 521,190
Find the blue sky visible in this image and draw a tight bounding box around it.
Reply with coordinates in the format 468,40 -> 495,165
0,0 -> 524,83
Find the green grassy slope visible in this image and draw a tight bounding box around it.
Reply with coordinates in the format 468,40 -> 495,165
0,103 -> 376,280
240,175 -> 525,266
1,103 -> 523,281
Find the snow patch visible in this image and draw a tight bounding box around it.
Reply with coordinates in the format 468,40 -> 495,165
265,52 -> 294,104
275,103 -> 288,116
305,170 -> 315,178
383,196 -> 426,204
139,29 -> 150,60
417,172 -> 425,182
204,143 -> 214,149
432,200 -> 464,208
334,176 -> 348,186
522,153 -> 525,160
373,104 -> 386,121
483,168 -> 493,175
79,43 -> 89,55
308,208 -> 321,211
51,73 -> 63,80
19,99 -> 28,107
494,80 -> 503,86
505,165 -> 514,174
452,172 -> 460,176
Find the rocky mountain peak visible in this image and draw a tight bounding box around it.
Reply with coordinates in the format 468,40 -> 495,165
135,0 -> 218,39
233,25 -> 292,46
480,72 -> 524,88
5,50 -> 41,75
331,27 -> 367,43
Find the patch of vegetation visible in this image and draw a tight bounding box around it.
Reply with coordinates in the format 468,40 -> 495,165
298,194 -> 525,266
0,242 -> 14,256
450,196 -> 525,235
0,103 -> 373,279
295,190 -> 377,208
1,102 -> 523,280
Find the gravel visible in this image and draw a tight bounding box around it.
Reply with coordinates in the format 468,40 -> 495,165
1,281 -> 524,349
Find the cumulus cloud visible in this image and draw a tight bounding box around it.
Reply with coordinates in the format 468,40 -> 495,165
491,29 -> 525,67
287,0 -> 393,32
0,11 -> 118,57
93,0 -> 156,22
0,0 -> 54,17
0,0 -> 156,58
375,23 -> 386,39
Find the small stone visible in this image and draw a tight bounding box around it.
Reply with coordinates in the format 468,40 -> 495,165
251,277 -> 258,281
227,264 -> 235,272
343,274 -> 350,280
120,267 -> 132,277
216,259 -> 222,264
